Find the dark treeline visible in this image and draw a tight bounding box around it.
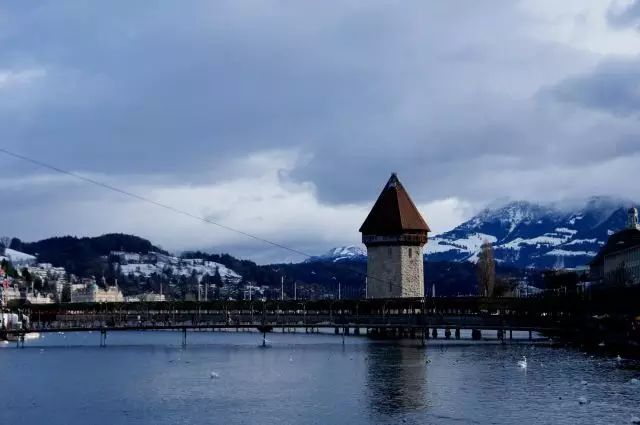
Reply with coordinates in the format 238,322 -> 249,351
9,234 -> 167,277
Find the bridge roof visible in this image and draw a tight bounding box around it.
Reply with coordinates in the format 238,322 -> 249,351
359,173 -> 430,235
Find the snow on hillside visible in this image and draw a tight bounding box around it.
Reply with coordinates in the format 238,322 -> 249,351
4,248 -> 37,266
118,256 -> 240,282
305,245 -> 366,263
427,233 -> 496,262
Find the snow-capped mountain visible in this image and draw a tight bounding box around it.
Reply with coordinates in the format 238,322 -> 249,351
313,196 -> 634,269
428,196 -> 631,268
305,246 -> 366,263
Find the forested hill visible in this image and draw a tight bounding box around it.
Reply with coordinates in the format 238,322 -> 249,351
9,233 -> 167,276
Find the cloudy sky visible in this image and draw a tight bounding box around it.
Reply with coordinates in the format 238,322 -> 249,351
1,0 -> 639,263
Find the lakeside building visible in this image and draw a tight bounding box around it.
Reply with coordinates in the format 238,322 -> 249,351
1,284 -> 54,305
25,292 -> 54,304
360,173 -> 430,298
589,207 -> 640,285
124,292 -> 166,302
1,285 -> 21,304
27,263 -> 67,282
71,283 -> 124,303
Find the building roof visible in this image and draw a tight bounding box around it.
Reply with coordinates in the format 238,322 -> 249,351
359,173 -> 430,235
589,228 -> 640,266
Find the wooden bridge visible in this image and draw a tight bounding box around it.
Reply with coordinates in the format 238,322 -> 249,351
8,293 -> 630,347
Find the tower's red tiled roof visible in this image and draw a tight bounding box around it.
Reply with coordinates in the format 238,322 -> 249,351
359,173 -> 430,235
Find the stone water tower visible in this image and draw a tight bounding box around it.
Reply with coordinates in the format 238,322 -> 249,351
359,173 -> 430,298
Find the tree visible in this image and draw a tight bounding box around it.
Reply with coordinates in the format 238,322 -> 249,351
34,276 -> 44,291
0,236 -> 11,253
1,259 -> 18,278
21,267 -> 32,285
212,267 -> 223,286
477,241 -> 496,297
61,284 -> 71,303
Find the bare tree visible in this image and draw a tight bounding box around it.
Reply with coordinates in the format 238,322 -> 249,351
477,241 -> 496,297
0,236 -> 11,256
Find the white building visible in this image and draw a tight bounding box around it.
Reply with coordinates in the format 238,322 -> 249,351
71,283 -> 124,303
25,292 -> 54,304
125,292 -> 166,302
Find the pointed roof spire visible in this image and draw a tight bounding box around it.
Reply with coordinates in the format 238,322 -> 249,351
359,173 -> 430,235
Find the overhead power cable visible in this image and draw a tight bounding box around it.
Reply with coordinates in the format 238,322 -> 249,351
0,147 -> 427,292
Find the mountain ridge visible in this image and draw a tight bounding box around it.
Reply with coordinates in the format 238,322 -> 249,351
313,196 -> 635,269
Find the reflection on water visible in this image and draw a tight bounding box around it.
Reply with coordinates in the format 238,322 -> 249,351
1,331 -> 640,425
366,343 -> 428,414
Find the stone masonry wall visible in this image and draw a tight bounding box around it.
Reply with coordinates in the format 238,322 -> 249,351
366,245 -> 424,298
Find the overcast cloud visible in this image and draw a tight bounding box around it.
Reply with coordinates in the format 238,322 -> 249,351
1,0 -> 639,263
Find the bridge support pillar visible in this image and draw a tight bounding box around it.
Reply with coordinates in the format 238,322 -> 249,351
455,328 -> 461,339
472,329 -> 482,340
432,328 -> 438,339
510,330 -> 513,340
334,327 -> 339,335
497,329 -> 504,344
409,328 -> 416,339
529,330 -> 532,341
445,328 -> 452,339
344,327 -> 350,335
354,327 -> 361,336
181,328 -> 187,348
100,329 -> 107,348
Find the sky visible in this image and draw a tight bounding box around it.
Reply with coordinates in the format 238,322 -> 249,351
0,0 -> 640,263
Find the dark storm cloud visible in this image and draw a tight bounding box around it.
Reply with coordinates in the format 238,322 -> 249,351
607,0 -> 640,29
0,0 -> 564,204
1,1 -> 640,258
551,60 -> 640,116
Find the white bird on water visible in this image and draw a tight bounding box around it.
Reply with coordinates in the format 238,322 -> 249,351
517,356 -> 527,369
578,396 -> 588,405
210,371 -> 220,379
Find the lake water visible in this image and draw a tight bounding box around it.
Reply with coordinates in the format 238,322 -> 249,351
1,330 -> 639,425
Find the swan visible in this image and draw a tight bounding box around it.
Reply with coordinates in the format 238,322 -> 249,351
632,415 -> 640,424
616,355 -> 623,362
210,371 -> 220,379
517,356 -> 527,369
578,396 -> 588,405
